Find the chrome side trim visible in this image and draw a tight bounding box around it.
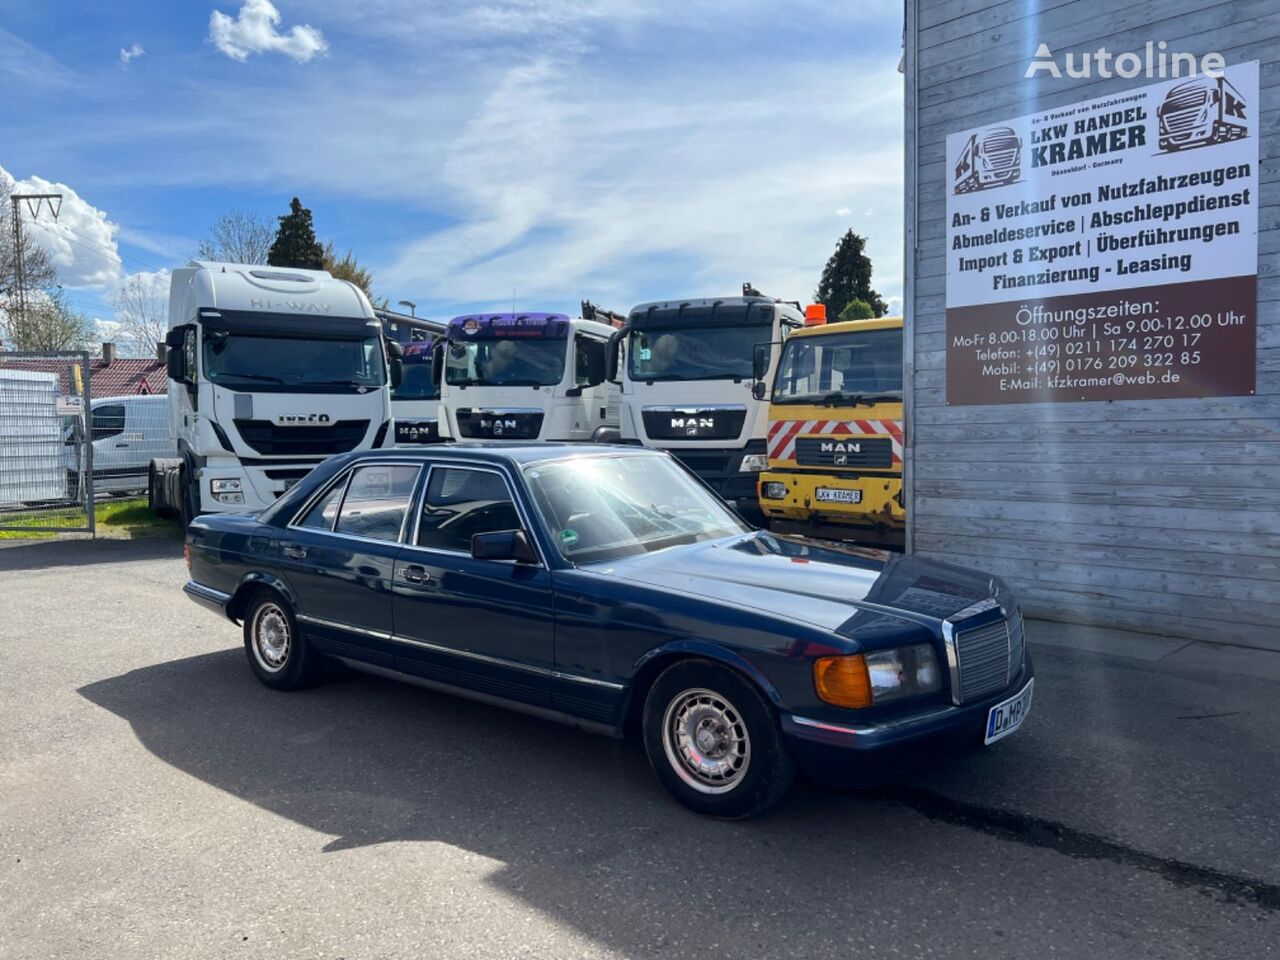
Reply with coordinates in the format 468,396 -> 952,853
640,404 -> 748,412
387,632 -> 551,677
790,704 -> 959,738
550,671 -> 626,691
940,619 -> 962,706
789,715 -> 871,736
296,613 -> 392,642
183,581 -> 232,604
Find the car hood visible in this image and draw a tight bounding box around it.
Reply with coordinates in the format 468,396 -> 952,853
592,532 -> 997,636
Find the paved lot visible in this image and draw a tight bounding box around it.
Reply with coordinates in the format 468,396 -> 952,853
2,538 -> 1278,959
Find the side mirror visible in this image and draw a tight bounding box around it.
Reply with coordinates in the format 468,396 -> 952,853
385,338 -> 404,359
606,326 -> 626,383
166,344 -> 188,382
389,357 -> 404,390
471,529 -> 539,564
164,328 -> 186,349
752,381 -> 768,401
752,342 -> 769,382
431,340 -> 446,388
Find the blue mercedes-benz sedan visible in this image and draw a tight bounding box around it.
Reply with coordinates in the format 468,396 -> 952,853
182,443 -> 1034,817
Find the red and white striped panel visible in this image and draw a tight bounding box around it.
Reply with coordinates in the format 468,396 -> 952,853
767,418 -> 903,465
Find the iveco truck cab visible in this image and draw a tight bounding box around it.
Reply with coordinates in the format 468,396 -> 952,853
435,310 -> 620,442
377,309 -> 448,445
149,262 -> 401,525
609,286 -> 805,517
758,313 -> 905,547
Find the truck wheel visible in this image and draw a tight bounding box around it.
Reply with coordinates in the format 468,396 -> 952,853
179,468 -> 196,528
148,467 -> 176,519
242,589 -> 322,691
642,659 -> 796,818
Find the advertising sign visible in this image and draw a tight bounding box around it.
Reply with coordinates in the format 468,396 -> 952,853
945,61 -> 1259,404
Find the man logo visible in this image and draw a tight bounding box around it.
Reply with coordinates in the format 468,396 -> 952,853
820,441 -> 861,454
670,416 -> 714,432
482,417 -> 517,435
834,454 -> 848,466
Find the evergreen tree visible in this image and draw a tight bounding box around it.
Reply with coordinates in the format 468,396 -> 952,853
322,242 -> 380,304
815,230 -> 887,320
267,198 -> 324,269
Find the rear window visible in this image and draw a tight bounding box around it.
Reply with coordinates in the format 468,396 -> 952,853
335,465 -> 422,542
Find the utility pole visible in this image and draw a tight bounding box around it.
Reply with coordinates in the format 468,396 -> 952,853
8,193 -> 62,339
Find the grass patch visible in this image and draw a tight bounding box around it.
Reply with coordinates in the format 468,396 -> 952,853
0,497 -> 180,540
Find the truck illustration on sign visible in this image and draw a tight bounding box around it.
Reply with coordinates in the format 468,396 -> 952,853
1157,75 -> 1247,152
953,126 -> 1022,194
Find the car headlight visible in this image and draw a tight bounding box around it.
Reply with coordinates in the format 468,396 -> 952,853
210,479 -> 242,493
761,481 -> 788,499
739,453 -> 768,472
814,644 -> 942,709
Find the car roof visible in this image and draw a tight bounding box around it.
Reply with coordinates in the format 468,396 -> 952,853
353,442 -> 659,468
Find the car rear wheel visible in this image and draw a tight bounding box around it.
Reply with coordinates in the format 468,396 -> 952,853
642,659 -> 796,818
242,589 -> 321,691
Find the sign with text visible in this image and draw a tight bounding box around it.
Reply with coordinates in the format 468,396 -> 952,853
945,61 -> 1259,404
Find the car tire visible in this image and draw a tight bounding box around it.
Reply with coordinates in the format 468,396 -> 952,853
642,659 -> 796,818
242,589 -> 322,691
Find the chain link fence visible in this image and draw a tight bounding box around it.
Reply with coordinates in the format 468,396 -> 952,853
0,351 -> 174,534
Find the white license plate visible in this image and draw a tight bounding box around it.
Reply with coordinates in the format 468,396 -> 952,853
984,679 -> 1033,745
815,487 -> 862,504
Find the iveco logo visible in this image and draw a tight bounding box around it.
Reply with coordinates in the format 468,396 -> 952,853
821,441 -> 861,454
275,413 -> 332,426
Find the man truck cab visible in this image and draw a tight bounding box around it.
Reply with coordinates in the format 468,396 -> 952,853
757,313 -> 905,547
149,262 -> 401,525
377,309 -> 448,445
609,286 -> 805,517
434,310 -> 620,442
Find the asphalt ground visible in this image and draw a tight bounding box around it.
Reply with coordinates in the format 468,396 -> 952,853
2,537 -> 1277,959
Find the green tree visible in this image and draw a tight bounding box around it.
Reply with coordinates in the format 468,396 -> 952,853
836,299 -> 875,323
321,242 -> 382,304
267,197 -> 324,269
815,230 -> 887,320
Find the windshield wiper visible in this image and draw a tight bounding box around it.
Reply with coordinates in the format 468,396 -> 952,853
304,379 -> 378,388
812,390 -> 902,407
215,372 -> 284,384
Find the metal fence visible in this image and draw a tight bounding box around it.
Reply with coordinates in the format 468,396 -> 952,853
1,351 -> 177,534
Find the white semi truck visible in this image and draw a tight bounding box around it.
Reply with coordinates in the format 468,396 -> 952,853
149,262 -> 401,525
433,309 -> 620,442
377,308 -> 448,445
608,285 -> 805,517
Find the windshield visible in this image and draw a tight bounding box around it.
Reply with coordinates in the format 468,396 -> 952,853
445,338 -> 566,387
203,333 -> 386,392
524,453 -> 749,563
628,326 -> 764,382
772,327 -> 902,404
393,352 -> 438,401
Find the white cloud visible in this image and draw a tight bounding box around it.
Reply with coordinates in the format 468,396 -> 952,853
0,165 -> 122,290
209,0 -> 328,62
119,42 -> 145,65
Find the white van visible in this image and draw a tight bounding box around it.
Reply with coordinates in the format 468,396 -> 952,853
68,395 -> 176,497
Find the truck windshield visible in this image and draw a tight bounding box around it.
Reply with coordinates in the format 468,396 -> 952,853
524,453 -> 748,563
445,338 -> 565,387
628,326 -> 762,382
203,333 -> 386,392
392,354 -> 438,401
772,328 -> 902,405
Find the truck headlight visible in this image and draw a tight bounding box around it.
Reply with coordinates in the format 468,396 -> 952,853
739,453 -> 768,472
761,481 -> 788,499
814,644 -> 942,709
210,479 -> 242,493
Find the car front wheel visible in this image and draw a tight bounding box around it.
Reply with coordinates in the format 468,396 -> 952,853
242,589 -> 321,691
642,659 -> 796,818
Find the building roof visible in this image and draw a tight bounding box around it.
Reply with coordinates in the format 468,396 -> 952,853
0,356 -> 166,400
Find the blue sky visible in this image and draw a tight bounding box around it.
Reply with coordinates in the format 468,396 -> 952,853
2,0 -> 905,337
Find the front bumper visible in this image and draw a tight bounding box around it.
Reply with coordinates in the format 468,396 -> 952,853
759,470 -> 903,529
781,651 -> 1035,787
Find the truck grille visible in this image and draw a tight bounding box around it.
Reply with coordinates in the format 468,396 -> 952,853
956,619 -> 1012,702
794,436 -> 893,469
455,409 -> 544,440
642,407 -> 746,441
233,419 -> 370,456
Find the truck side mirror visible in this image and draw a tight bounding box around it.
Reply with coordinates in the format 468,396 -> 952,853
166,347 -> 187,383
752,381 -> 768,401
752,343 -> 769,382
389,357 -> 404,390
606,326 -> 626,383
431,339 -> 446,387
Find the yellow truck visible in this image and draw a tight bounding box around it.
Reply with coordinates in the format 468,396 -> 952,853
757,313 -> 904,546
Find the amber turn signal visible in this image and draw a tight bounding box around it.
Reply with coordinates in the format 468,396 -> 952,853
813,655 -> 873,709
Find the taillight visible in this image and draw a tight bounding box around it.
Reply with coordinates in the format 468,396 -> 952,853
183,543 -> 192,572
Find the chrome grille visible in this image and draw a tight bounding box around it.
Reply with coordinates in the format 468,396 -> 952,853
1009,608 -> 1025,676
956,620 -> 1011,702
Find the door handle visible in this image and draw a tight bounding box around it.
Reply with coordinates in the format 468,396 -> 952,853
400,564 -> 429,584
282,545 -> 308,560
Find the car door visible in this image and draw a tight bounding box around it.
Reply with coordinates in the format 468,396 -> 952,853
88,403 -> 127,494
391,463 -> 554,707
277,461 -> 424,667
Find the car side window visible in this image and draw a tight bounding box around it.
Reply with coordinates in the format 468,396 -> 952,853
295,477 -> 347,531
90,404 -> 126,442
334,465 -> 421,542
417,467 -> 521,553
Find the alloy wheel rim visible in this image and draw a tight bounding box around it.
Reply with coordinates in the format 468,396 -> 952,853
661,687 -> 751,794
252,603 -> 291,673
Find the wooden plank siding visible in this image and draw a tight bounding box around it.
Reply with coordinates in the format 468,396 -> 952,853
904,0 -> 1280,648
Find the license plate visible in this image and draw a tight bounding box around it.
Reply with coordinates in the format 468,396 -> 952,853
815,487 -> 862,504
984,679 -> 1033,745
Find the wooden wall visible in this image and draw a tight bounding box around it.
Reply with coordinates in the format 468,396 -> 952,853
903,0 -> 1280,647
